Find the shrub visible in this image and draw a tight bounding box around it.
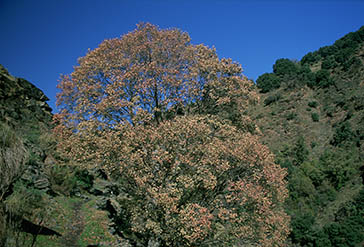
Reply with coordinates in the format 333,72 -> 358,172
315,69 -> 333,88
2,180 -> 51,246
44,164 -> 78,196
292,136 -> 309,166
311,141 -> 317,149
308,101 -> 318,108
311,112 -> 319,122
301,161 -> 324,187
331,121 -> 355,146
324,105 -> 335,117
75,169 -> 94,191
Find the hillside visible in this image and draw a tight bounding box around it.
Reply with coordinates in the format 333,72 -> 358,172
249,26 -> 364,246
0,65 -> 120,247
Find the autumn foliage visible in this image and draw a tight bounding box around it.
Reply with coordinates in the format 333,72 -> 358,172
55,23 -> 289,246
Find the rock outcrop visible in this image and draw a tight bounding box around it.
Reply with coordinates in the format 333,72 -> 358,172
0,64 -> 52,128
0,64 -> 54,192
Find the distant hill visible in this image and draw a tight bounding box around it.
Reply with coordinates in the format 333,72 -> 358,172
249,26 -> 364,246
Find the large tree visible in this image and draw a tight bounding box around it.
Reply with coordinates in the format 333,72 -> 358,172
55,23 -> 289,246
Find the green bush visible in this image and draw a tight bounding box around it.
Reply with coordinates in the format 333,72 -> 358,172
316,180 -> 337,205
315,69 -> 333,88
313,230 -> 332,247
290,189 -> 364,247
310,141 -> 317,148
303,73 -> 317,88
292,136 -> 309,166
324,220 -> 364,247
308,101 -> 318,108
75,169 -> 94,191
45,164 -> 78,196
288,170 -> 316,200
331,121 -> 355,146
301,161 -> 324,187
311,112 -> 319,122
256,73 -> 281,93
2,180 -> 49,247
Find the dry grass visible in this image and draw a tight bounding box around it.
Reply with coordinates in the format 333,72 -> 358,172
0,123 -> 28,201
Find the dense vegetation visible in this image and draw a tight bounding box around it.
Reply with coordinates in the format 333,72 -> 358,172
251,25 -> 364,246
257,26 -> 364,94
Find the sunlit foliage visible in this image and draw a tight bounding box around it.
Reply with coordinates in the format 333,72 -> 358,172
55,23 -> 289,246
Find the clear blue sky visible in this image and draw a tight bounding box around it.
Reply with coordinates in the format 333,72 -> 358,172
1,0 -> 363,112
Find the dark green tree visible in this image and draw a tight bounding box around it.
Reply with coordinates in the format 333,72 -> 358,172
321,56 -> 337,69
301,52 -> 321,65
292,136 -> 309,166
256,73 -> 280,93
331,121 -> 355,146
315,69 -> 333,88
273,58 -> 298,76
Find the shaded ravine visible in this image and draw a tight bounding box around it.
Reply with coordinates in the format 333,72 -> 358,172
315,175 -> 363,228
59,200 -> 85,247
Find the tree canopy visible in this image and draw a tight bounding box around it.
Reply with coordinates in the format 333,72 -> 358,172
256,73 -> 281,93
273,58 -> 298,76
55,23 -> 289,246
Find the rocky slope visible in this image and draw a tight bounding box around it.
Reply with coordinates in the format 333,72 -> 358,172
0,65 -> 56,246
0,64 -> 52,129
1,65 -> 121,247
0,64 -> 55,191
